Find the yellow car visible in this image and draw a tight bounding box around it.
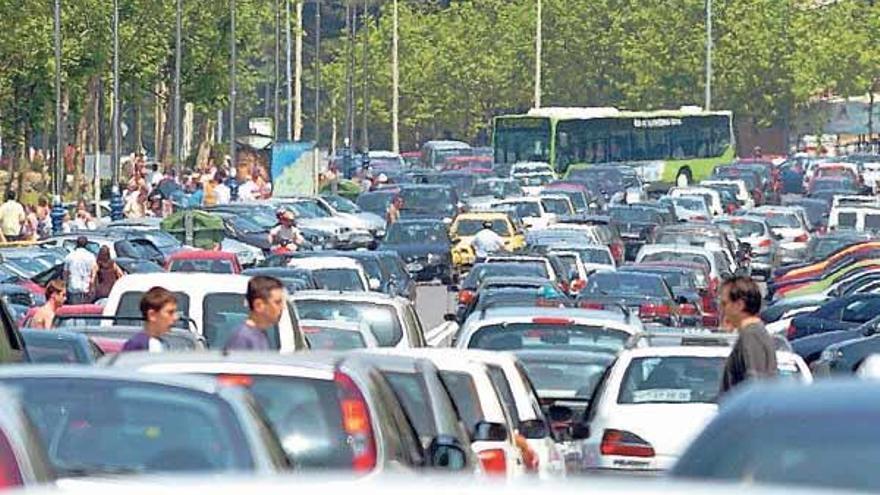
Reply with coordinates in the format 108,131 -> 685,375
449,212 -> 525,267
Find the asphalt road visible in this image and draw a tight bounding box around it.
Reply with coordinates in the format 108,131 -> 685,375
416,282 -> 456,330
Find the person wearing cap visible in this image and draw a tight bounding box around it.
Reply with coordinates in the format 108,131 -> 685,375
64,236 -> 97,304
471,220 -> 507,261
270,209 -> 304,248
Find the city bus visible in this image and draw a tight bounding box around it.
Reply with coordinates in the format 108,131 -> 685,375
492,106 -> 735,187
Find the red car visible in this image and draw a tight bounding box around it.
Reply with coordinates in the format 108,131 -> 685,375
19,304 -> 104,328
164,250 -> 242,274
634,261 -> 719,327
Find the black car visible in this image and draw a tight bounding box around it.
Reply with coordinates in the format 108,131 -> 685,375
804,231 -> 875,263
608,205 -> 664,261
456,285 -> 571,324
787,293 -> 880,341
397,184 -> 459,220
356,191 -> 397,217
242,267 -> 321,292
672,380 -> 880,492
576,271 -> 683,326
618,265 -> 703,326
381,219 -> 454,283
809,314 -> 880,375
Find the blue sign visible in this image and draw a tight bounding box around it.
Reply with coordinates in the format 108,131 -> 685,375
271,142 -> 317,197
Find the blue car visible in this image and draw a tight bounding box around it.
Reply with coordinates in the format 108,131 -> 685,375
21,329 -> 103,364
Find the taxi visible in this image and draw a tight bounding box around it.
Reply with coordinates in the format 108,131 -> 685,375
449,212 -> 525,268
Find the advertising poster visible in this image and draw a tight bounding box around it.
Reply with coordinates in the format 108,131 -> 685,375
271,142 -> 317,197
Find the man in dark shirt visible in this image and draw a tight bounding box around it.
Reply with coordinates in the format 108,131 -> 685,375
224,276 -> 285,351
122,287 -> 178,352
719,276 -> 777,393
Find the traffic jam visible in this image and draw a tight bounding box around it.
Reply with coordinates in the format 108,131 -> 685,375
2,136 -> 880,494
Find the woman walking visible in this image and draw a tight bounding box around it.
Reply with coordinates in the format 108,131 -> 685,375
90,246 -> 124,302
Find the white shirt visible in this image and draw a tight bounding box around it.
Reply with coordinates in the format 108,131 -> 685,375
237,180 -> 258,202
472,228 -> 505,258
214,184 -> 231,205
148,337 -> 164,352
65,248 -> 97,293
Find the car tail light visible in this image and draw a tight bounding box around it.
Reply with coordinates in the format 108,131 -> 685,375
217,374 -> 253,387
610,243 -> 623,262
600,429 -> 655,458
725,203 -> 736,214
580,301 -> 605,310
335,371 -> 377,472
702,313 -> 719,327
639,303 -> 671,319
0,432 -> 22,489
532,317 -> 573,325
786,322 -> 797,340
459,290 -> 475,305
759,238 -> 772,248
571,279 -> 586,292
692,215 -> 708,221
477,448 -> 507,475
794,233 -> 808,243
679,303 -> 699,316
701,291 -> 716,313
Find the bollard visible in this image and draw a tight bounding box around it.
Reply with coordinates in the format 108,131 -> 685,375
110,185 -> 124,221
50,196 -> 65,235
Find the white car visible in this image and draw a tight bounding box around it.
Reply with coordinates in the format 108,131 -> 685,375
492,198 -> 557,230
539,194 -> 576,217
752,206 -> 811,264
290,290 -> 429,348
658,196 -> 712,222
550,246 -> 616,277
700,179 -> 754,209
636,244 -> 730,284
581,345 -> 811,472
286,256 -> 372,292
299,319 -> 380,349
668,187 -> 724,217
102,273 -> 307,351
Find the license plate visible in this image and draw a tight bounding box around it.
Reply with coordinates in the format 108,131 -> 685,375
407,262 -> 424,272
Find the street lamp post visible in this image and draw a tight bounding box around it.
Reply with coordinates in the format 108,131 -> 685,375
229,0 -> 238,201
285,0 -> 292,141
314,0 -> 321,146
391,0 -> 399,153
173,0 -> 182,168
52,0 -> 65,233
534,0 -> 542,109
294,0 -> 303,141
110,0 -> 124,220
705,0 -> 713,111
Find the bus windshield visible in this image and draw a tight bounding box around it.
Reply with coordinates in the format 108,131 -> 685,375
494,117 -> 551,164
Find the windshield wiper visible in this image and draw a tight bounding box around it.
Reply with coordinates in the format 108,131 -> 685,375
55,462 -> 144,478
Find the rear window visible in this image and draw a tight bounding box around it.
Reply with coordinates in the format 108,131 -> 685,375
453,219 -> 511,237
509,202 -> 542,218
578,248 -> 613,265
439,371 -> 484,433
24,339 -> 87,364
641,253 -> 711,273
116,292 -> 190,329
237,375 -> 352,469
764,213 -> 800,229
202,293 -> 280,349
312,268 -> 366,292
618,356 -> 725,404
718,220 -> 765,237
4,377 -> 253,475
518,356 -> 611,399
582,273 -> 667,298
302,327 -> 367,350
468,323 -> 629,354
866,215 -> 880,231
294,300 -> 403,346
837,212 -> 858,229
486,259 -> 550,279
383,372 -> 436,437
540,198 -> 572,215
169,259 -> 235,274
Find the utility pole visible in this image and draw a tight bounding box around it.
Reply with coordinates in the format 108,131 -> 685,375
52,0 -> 65,232
314,0 -> 322,145
391,0 -> 399,153
294,0 -> 303,141
361,0 -> 369,152
230,0 -> 237,172
173,0 -> 182,167
110,0 -> 124,220
705,0 -> 713,111
273,0 -> 281,140
285,0 -> 292,141
534,0 -> 542,109
344,1 -> 354,151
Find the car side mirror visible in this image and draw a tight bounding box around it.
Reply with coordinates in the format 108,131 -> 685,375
426,435 -> 468,471
472,421 -> 507,442
518,419 -> 548,440
368,278 -> 381,291
443,313 -> 458,322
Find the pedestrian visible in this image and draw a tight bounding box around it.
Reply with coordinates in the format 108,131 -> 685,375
35,197 -> 51,239
212,170 -> 231,205
64,236 -> 97,304
386,196 -> 403,225
719,276 -> 777,394
237,172 -> 258,202
471,220 -> 507,261
0,191 -> 26,242
121,286 -> 178,352
269,209 -> 304,249
30,279 -> 67,330
223,276 -> 285,351
90,246 -> 124,302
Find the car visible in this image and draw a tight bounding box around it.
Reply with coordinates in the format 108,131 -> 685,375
658,196 -> 712,222
241,267 -> 320,292
356,190 -> 397,218
550,215 -> 627,265
809,316 -> 880,376
701,179 -> 754,209
467,178 -> 525,210
578,271 -> 684,326
514,349 -> 615,416
456,262 -> 552,311
580,342 -> 810,473
41,234 -> 164,266
538,194 -> 576,217
668,187 -> 723,217
541,185 -> 592,214
381,219 -> 454,283
102,351 -> 465,473
672,380 -> 880,492
318,194 -> 387,244
455,287 -> 572,324
300,319 -> 380,349
829,203 -> 880,233
272,197 -> 375,249
286,256 -> 372,292
804,231 -> 874,264
618,266 -> 705,326
455,306 -> 642,353
652,224 -> 739,271
396,184 -> 460,221
20,329 -> 103,364
0,386 -> 54,488
290,290 -> 429,348
636,244 -> 730,287
713,216 -> 779,278
492,197 -> 557,230
0,367 -> 290,477
608,205 -> 665,261
449,212 -> 526,268
786,294 -> 880,341
564,165 -> 641,200
547,245 -> 616,277
750,206 -> 811,265
68,324 -> 208,353
165,250 -> 242,274
421,140 -> 471,169
783,196 -> 831,233
102,273 -> 307,351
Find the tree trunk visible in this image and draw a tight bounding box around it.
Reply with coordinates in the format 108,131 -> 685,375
134,96 -> 143,155
195,116 -> 214,171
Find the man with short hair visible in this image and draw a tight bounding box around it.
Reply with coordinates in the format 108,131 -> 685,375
122,286 -> 179,352
64,236 -> 97,304
31,279 -> 66,330
212,170 -> 231,205
719,276 -> 777,393
0,191 -> 26,242
472,220 -> 506,260
224,276 -> 285,351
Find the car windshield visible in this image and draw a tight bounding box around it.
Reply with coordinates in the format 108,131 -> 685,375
356,194 -> 393,215
322,195 -> 359,214
762,212 -> 800,228
291,201 -> 331,219
506,201 -> 542,218
453,219 -> 510,237
23,337 -> 89,364
228,214 -> 266,234
575,248 -> 614,265
541,197 -> 571,215
471,181 -> 508,197
302,326 -> 367,350
618,356 -> 725,404
582,273 -> 667,298
486,259 -> 550,278
136,230 -> 181,250
400,188 -> 454,212
641,252 -> 711,273
385,222 -> 448,243
169,259 -> 235,274
469,323 -> 630,354
203,293 -> 280,349
548,190 -> 587,210
672,196 -> 709,211
717,220 -> 764,237
518,355 -> 612,398
2,377 -> 253,475
610,207 -> 657,223
116,292 -> 191,329
312,268 -> 366,292
5,256 -> 56,278
517,174 -> 554,187
294,300 -> 403,346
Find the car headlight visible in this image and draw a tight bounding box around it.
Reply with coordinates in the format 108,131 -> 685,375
427,253 -> 439,264
821,348 -> 843,361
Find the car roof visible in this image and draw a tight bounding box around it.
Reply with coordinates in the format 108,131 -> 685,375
290,289 -> 406,305
619,346 -> 732,359
167,250 -> 237,261
0,365 -> 226,393
103,350 -> 357,376
110,272 -> 252,291
472,306 -> 633,325
287,257 -> 364,270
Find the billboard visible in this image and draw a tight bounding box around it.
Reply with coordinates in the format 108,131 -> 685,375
271,142 -> 317,197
